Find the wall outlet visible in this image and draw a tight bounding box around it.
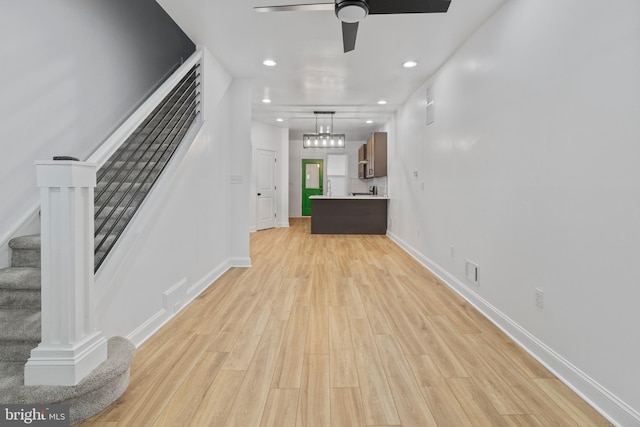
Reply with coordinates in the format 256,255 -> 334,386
450,245 -> 455,258
417,229 -> 421,238
421,181 -> 425,190
535,288 -> 544,308
465,259 -> 479,285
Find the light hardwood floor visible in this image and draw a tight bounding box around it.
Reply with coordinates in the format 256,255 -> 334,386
79,218 -> 613,426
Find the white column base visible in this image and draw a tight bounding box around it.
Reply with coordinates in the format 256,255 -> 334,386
24,332 -> 108,386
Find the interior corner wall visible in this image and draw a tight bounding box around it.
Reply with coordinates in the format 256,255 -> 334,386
251,122 -> 290,231
385,0 -> 640,424
227,78 -> 252,262
0,0 -> 194,267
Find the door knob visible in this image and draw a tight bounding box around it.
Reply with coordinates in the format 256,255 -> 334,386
257,193 -> 262,196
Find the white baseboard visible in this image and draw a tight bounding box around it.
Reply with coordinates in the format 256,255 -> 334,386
229,257 -> 251,268
186,258 -> 235,298
387,230 -> 640,427
125,308 -> 168,348
252,222 -> 289,232
127,256 -> 243,348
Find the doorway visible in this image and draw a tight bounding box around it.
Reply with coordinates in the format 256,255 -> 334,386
301,159 -> 323,216
256,148 -> 276,230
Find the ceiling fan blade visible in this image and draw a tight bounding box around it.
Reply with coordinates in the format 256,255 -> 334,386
342,21 -> 358,53
367,0 -> 450,15
254,3 -> 334,13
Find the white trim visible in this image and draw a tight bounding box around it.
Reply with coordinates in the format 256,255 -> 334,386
0,204 -> 40,269
0,204 -> 40,252
229,257 -> 252,268
24,332 -> 108,386
87,50 -> 204,169
25,161 -> 107,386
387,230 -> 640,427
127,256 -> 251,348
125,308 -> 168,348
186,259 -> 235,299
252,223 -> 289,232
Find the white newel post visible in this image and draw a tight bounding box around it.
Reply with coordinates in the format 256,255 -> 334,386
24,160 -> 108,386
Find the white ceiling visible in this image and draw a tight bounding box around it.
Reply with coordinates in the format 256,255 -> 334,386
158,0 -> 506,141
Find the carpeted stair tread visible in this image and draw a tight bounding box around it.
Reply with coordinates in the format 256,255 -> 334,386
9,235 -> 41,268
0,309 -> 40,341
0,267 -> 41,309
0,336 -> 135,424
8,235 -> 41,250
0,362 -> 25,388
0,267 -> 41,290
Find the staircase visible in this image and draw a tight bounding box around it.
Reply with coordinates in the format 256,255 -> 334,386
0,236 -> 135,423
94,63 -> 199,270
0,236 -> 40,388
0,60 -> 199,424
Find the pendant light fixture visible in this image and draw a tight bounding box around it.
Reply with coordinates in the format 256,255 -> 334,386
303,111 -> 345,149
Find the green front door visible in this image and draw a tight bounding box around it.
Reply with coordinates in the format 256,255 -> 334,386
302,159 -> 323,216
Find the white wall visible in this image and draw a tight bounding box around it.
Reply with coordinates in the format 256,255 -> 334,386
0,0 -> 194,267
94,49 -> 252,344
386,0 -> 640,424
251,122 -> 290,230
227,79 -> 252,260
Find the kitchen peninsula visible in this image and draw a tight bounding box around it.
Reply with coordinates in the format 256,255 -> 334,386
310,195 -> 388,234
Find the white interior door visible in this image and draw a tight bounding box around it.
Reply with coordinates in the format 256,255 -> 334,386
256,148 -> 276,230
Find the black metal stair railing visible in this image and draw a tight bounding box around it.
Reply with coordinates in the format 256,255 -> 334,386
94,63 -> 201,271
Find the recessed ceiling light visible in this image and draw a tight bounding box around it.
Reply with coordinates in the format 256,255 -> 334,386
262,98 -> 271,104
403,60 -> 418,68
276,118 -> 284,122
377,100 -> 387,105
366,120 -> 373,124
262,59 -> 277,67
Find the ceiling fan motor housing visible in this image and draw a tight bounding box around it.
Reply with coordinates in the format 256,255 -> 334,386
335,0 -> 369,23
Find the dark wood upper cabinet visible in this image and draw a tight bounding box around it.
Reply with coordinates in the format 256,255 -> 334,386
365,132 -> 387,178
358,143 -> 367,178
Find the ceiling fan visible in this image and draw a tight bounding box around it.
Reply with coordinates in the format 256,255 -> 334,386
255,0 -> 451,53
